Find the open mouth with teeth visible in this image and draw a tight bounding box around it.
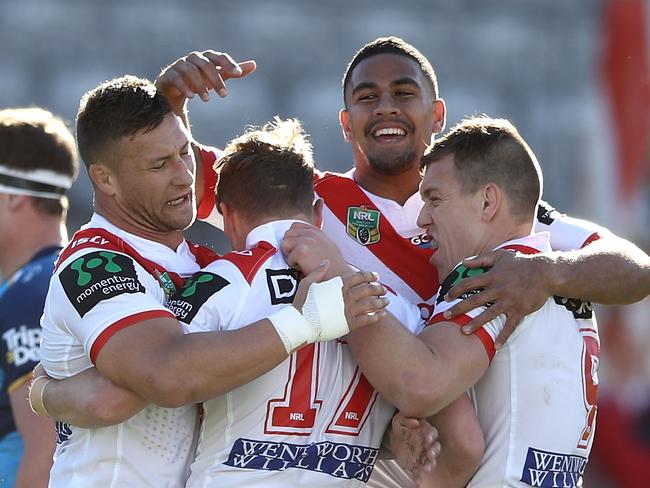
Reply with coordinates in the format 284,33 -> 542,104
373,127 -> 407,142
166,193 -> 191,206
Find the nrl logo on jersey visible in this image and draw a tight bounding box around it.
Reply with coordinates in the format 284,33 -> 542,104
154,269 -> 176,302
346,206 -> 380,246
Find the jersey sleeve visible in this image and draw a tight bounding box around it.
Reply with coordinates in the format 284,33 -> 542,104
170,261 -> 247,333
196,144 -> 224,229
385,289 -> 425,334
0,269 -> 49,393
45,249 -> 174,365
427,264 -> 504,361
534,200 -> 611,251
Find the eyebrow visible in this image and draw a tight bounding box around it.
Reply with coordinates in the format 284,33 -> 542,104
350,77 -> 422,98
148,141 -> 189,165
421,187 -> 441,200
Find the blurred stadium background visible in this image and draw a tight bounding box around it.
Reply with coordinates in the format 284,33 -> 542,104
1,0 -> 649,486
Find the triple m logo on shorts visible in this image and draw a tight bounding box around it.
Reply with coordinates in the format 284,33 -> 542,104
59,251 -> 145,317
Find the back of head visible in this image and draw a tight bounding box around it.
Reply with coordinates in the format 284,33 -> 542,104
76,75 -> 171,171
342,36 -> 439,105
0,107 -> 78,217
422,116 -> 542,223
216,117 -> 315,222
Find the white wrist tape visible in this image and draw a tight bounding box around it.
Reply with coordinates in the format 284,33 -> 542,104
268,276 -> 350,353
302,276 -> 349,341
29,376 -> 53,417
268,306 -> 315,354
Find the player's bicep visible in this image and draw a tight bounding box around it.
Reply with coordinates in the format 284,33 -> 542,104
418,323 -> 489,410
94,315 -> 184,391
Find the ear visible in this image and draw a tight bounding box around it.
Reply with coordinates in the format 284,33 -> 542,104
312,198 -> 324,229
339,109 -> 351,143
88,164 -> 117,196
480,183 -> 501,222
6,194 -> 29,211
432,98 -> 446,134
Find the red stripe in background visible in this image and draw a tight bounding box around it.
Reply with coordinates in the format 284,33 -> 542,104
602,0 -> 650,201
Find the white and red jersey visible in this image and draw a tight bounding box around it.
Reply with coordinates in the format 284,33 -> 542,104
170,220 -> 422,488
39,213 -> 218,488
199,152 -> 610,487
429,233 -> 599,487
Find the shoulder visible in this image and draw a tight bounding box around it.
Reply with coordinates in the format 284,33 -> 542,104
218,241 -> 278,285
436,263 -> 489,306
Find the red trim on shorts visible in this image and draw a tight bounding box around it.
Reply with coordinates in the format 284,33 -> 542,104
90,310 -> 175,364
197,146 -> 219,220
314,172 -> 438,300
427,312 -> 496,361
581,232 -> 601,248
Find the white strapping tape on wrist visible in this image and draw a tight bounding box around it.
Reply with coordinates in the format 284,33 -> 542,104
268,306 -> 316,354
29,376 -> 53,417
302,276 -> 349,341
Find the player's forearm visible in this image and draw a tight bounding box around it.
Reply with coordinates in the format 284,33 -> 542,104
346,314 -> 440,418
43,369 -> 147,428
419,397 -> 483,488
138,321 -> 288,407
544,236 -> 650,304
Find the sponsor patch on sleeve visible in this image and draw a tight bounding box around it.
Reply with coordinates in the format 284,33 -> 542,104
59,251 -> 145,318
266,268 -> 299,305
436,264 -> 489,305
167,272 -> 230,323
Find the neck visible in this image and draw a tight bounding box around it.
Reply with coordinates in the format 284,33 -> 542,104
232,213 -> 312,251
0,216 -> 65,279
354,165 -> 422,206
95,202 -> 184,250
474,220 -> 535,258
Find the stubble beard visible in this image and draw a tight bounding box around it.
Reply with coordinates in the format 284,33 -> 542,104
367,149 -> 418,176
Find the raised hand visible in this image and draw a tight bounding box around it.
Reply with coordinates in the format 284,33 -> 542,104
155,50 -> 257,115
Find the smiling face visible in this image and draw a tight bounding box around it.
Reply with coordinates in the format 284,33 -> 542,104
417,154 -> 484,278
341,53 -> 444,176
107,113 -> 196,235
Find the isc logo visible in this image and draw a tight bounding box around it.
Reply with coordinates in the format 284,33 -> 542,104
70,236 -> 109,248
289,412 -> 304,422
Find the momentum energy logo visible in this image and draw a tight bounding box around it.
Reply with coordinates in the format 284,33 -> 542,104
167,272 -> 229,323
59,251 -> 145,317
